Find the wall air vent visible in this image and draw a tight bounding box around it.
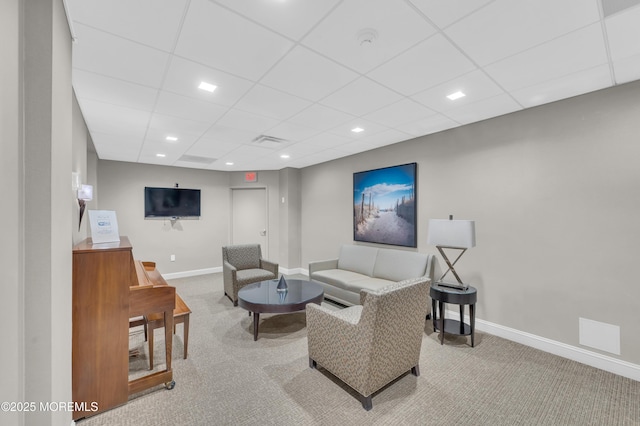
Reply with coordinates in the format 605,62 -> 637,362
252,134 -> 288,149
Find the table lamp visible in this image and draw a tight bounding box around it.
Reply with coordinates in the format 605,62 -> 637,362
427,215 -> 476,291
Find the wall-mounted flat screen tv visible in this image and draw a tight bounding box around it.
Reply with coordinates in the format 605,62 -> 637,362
144,187 -> 201,218
353,163 -> 417,247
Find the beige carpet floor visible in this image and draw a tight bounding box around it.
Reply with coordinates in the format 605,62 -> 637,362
78,273 -> 640,426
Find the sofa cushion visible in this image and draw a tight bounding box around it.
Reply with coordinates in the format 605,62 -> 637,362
345,277 -> 395,293
311,269 -> 369,291
236,268 -> 275,286
373,249 -> 428,282
337,245 -> 378,277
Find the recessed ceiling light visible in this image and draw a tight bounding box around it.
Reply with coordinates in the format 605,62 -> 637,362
198,81 -> 217,93
280,154 -> 290,159
156,153 -> 166,158
165,136 -> 178,142
447,91 -> 466,100
351,127 -> 364,133
225,162 -> 234,166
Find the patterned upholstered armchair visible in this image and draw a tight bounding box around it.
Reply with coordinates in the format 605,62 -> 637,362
306,277 -> 430,410
222,244 -> 279,306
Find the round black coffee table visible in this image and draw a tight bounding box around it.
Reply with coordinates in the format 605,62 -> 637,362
237,279 -> 324,341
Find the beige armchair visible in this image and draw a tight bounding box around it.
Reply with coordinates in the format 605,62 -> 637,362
306,277 -> 430,410
222,244 -> 278,306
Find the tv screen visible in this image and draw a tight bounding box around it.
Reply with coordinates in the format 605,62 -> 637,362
144,187 -> 201,218
353,163 -> 417,247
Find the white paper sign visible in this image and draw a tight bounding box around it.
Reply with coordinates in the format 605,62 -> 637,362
88,210 -> 120,244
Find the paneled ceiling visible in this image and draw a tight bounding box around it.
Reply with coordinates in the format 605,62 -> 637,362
66,0 -> 640,171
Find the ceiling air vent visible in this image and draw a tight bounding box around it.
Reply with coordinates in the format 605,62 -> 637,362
252,134 -> 287,149
177,154 -> 216,165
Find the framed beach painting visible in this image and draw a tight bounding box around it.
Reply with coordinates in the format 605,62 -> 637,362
353,163 -> 417,247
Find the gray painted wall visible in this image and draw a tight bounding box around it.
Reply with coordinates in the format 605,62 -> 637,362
300,81 -> 640,365
2,1 -> 24,424
97,163 -> 291,274
98,161 -> 232,274
3,0 -> 77,424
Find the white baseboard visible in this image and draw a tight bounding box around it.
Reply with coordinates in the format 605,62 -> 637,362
163,267 -> 221,280
444,308 -> 640,382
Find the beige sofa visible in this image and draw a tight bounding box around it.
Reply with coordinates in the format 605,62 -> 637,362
309,245 -> 434,312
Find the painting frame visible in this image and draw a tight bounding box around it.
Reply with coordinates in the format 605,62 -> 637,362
353,163 -> 417,248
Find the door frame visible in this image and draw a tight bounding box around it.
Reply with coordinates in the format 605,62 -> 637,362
230,187 -> 269,258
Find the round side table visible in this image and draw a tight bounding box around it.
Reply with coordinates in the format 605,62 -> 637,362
430,283 -> 477,347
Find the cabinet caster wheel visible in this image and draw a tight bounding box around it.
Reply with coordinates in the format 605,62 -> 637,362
165,380 -> 175,390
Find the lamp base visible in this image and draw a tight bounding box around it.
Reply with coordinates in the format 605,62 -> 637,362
435,281 -> 469,291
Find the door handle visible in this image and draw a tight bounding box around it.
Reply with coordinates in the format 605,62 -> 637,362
260,229 -> 266,236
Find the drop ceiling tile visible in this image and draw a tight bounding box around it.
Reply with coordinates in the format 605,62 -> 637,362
67,0 -> 188,52
612,54 -> 640,84
154,91 -> 228,124
320,77 -> 403,117
234,84 -> 312,120
162,57 -> 254,107
602,0 -> 640,17
264,122 -> 321,143
484,23 -> 608,92
410,70 -> 505,112
216,109 -> 281,135
143,126 -> 203,147
605,5 -> 640,61
445,0 -> 601,66
226,144 -> 275,159
287,105 -> 356,131
511,64 -> 612,107
302,132 -> 354,150
174,0 -> 293,81
407,0 -> 494,28
200,124 -> 258,146
72,70 -> 158,111
90,132 -> 143,161
186,137 -> 241,159
148,113 -> 211,135
302,0 -> 437,73
138,139 -> 188,162
444,93 -> 522,125
213,0 -> 341,40
78,99 -> 151,138
275,142 -> 325,157
395,113 -> 460,137
72,24 -> 170,88
260,46 -> 358,101
328,117 -> 390,140
368,34 -> 477,96
363,98 -> 436,128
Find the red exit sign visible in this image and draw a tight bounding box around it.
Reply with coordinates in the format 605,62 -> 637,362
244,172 -> 257,182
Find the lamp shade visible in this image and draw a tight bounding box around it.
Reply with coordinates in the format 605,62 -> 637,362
77,184 -> 93,201
427,219 -> 476,248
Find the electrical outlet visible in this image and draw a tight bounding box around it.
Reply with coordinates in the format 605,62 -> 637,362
170,254 -> 175,262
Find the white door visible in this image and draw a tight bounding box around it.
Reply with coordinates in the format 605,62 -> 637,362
231,188 -> 268,257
